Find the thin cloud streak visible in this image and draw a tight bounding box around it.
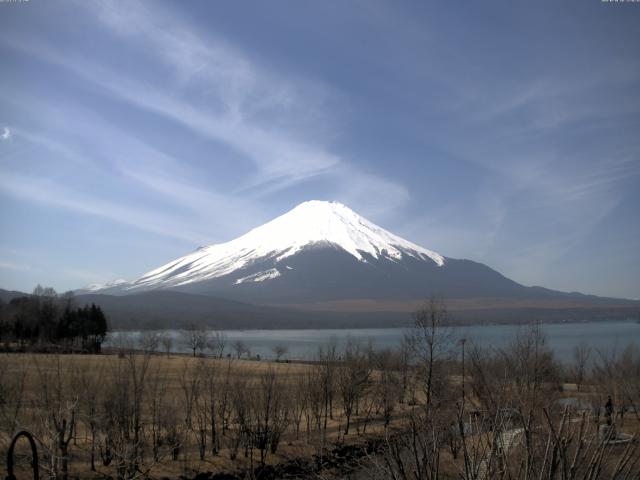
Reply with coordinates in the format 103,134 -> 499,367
0,1 -> 637,296
0,5 -> 411,224
73,0 -> 343,188
0,95 -> 269,241
0,172 -> 211,244
6,0 -> 405,203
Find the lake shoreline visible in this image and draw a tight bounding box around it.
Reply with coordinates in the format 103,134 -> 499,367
106,320 -> 640,363
109,317 -> 640,333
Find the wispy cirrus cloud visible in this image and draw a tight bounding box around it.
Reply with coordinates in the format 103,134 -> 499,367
1,0 -> 637,297
0,94 -> 266,242
0,170 -> 213,244
0,0 -> 410,242
53,1 -> 346,189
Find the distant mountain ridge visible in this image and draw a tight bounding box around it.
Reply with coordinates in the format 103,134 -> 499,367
2,287 -> 638,330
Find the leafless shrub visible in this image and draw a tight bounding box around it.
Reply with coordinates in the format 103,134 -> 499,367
572,342 -> 592,392
249,367 -> 290,465
100,351 -> 152,479
271,344 -> 288,361
337,340 -> 371,435
31,355 -> 78,480
160,334 -> 173,357
372,349 -> 403,428
232,339 -> 249,359
139,331 -> 161,354
207,330 -> 227,359
0,353 -> 27,449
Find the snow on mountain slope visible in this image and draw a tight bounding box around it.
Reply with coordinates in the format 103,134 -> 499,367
234,268 -> 281,285
95,201 -> 445,292
81,279 -> 129,292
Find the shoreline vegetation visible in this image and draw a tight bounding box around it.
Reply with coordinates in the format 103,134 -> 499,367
1,297 -> 639,479
0,286 -> 108,354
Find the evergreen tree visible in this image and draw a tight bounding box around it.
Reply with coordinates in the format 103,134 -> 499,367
2,286 -> 109,352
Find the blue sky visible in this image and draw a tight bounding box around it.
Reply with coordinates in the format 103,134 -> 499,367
1,0 -> 639,299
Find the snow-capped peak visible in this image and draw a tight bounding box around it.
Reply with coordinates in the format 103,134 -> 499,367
248,200 -> 444,264
122,200 -> 445,291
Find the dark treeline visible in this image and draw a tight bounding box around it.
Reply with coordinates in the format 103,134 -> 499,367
0,285 -> 108,353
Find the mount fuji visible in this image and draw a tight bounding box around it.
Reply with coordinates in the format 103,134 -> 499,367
70,201 -> 640,328
75,200 -> 639,327
88,200 -> 446,298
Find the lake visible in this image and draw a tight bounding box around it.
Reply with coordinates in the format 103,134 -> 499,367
106,320 -> 640,363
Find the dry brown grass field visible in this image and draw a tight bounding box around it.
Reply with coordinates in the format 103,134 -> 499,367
1,318 -> 639,480
0,351 -> 414,480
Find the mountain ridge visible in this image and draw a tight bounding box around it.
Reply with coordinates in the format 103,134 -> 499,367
73,200 -> 639,323
2,288 -> 638,330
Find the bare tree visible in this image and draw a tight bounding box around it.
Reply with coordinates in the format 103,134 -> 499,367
616,343 -> 640,421
290,374 -> 308,439
160,334 -> 173,357
204,361 -> 220,455
139,331 -> 160,354
397,336 -> 412,404
32,355 -> 77,480
378,326 -> 640,480
74,361 -> 104,472
191,362 -> 209,461
232,339 -> 249,359
249,367 -> 290,465
178,360 -> 202,437
228,377 -> 249,461
182,325 -> 208,357
208,330 -> 227,358
407,296 -> 453,408
3,334 -> 637,480
148,363 -> 169,463
373,349 -> 402,428
217,359 -> 234,436
101,350 -> 153,479
304,366 -> 325,437
271,344 -> 288,361
0,353 -> 27,441
384,410 -> 444,480
572,341 -> 591,392
337,340 -> 371,435
315,340 -> 337,455
592,343 -> 640,424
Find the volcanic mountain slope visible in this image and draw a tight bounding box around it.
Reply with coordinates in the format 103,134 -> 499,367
82,200 -> 624,307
